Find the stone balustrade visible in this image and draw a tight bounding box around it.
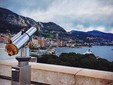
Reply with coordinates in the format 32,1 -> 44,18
0,59 -> 113,85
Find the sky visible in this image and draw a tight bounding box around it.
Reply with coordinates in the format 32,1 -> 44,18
0,0 -> 113,33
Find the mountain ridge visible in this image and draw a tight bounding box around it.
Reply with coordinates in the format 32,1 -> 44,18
70,30 -> 113,40
0,7 -> 66,34
0,7 -> 113,42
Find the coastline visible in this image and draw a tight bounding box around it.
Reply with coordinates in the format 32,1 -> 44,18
55,46 -> 113,62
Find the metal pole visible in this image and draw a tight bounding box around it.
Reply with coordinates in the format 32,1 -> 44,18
11,56 -> 31,85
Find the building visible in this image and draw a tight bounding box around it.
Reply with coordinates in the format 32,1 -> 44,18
38,37 -> 45,47
32,37 -> 46,48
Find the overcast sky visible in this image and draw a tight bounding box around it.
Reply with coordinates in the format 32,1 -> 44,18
0,0 -> 113,33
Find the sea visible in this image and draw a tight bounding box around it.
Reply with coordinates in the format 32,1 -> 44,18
55,46 -> 113,62
0,45 -> 113,62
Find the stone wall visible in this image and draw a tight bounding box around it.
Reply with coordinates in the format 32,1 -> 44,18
0,60 -> 113,85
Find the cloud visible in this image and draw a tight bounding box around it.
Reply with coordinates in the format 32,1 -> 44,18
0,0 -> 113,33
75,24 -> 106,32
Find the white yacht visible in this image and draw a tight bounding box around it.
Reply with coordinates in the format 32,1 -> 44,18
84,49 -> 93,55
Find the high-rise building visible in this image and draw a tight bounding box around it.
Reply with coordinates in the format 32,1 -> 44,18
32,37 -> 45,47
38,37 -> 45,47
56,33 -> 59,47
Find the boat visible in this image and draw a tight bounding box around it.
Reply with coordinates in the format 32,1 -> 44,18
84,49 -> 93,55
47,48 -> 55,54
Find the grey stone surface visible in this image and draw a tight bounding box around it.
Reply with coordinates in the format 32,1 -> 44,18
0,79 -> 11,85
0,65 -> 11,77
31,69 -> 76,85
75,76 -> 113,85
0,60 -> 113,85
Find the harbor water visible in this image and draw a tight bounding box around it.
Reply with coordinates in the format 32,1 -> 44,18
55,46 -> 113,62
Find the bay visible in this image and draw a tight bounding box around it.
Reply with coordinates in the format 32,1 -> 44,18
55,46 -> 113,62
1,45 -> 113,62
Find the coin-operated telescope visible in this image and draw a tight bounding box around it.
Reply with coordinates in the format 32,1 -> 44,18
5,27 -> 37,85
5,27 -> 37,56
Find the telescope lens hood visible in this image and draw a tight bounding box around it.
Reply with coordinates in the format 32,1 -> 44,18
5,44 -> 18,56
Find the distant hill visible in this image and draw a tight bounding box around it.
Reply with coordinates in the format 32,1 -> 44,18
69,30 -> 113,41
87,30 -> 113,40
69,30 -> 94,41
0,7 -> 66,35
39,22 -> 66,32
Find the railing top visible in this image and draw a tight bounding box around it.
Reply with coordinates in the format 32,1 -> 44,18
0,59 -> 113,80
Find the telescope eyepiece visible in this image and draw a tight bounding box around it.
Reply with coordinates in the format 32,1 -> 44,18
8,54 -> 12,56
5,44 -> 18,56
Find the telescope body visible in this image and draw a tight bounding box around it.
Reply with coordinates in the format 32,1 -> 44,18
5,27 -> 37,56
11,31 -> 22,42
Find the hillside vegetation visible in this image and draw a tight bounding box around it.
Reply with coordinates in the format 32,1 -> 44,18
31,53 -> 113,72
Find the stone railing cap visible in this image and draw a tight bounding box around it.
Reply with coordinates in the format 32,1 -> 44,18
0,60 -> 113,80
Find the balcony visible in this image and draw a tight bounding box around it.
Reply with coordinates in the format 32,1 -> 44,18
0,59 -> 113,85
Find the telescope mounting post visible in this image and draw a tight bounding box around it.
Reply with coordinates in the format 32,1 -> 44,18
11,46 -> 31,85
